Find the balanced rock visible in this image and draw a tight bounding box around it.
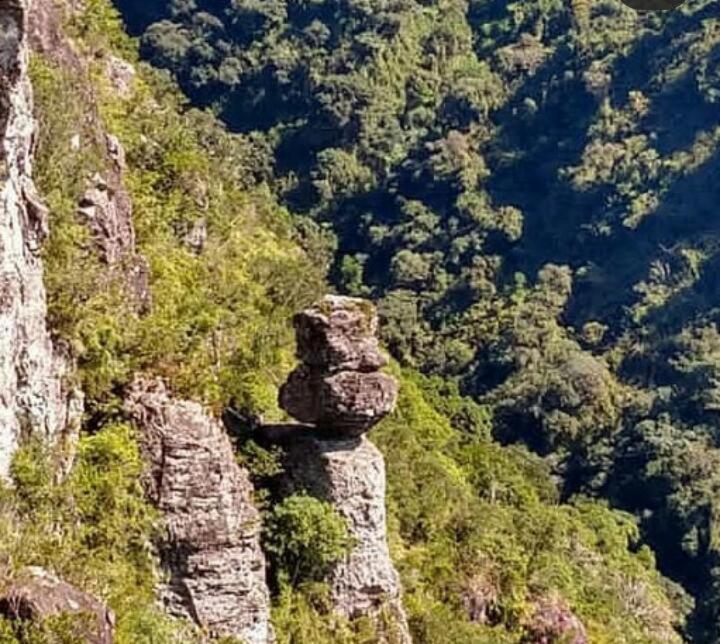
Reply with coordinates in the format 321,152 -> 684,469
293,295 -> 386,372
0,567 -> 115,644
279,296 -> 397,435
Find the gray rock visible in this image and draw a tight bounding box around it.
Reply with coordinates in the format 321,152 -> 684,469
280,296 -> 397,436
0,567 -> 115,644
277,433 -> 411,643
0,0 -> 79,476
77,136 -> 151,312
293,295 -> 386,372
279,367 -> 398,435
125,379 -> 273,644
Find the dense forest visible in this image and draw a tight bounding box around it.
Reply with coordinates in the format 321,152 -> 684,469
103,0 -> 720,641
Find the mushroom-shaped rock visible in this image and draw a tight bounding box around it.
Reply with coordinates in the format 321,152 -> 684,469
0,567 -> 115,644
279,367 -> 398,435
280,296 -> 397,435
293,295 -> 386,372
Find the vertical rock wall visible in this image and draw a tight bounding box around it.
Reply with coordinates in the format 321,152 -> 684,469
0,0 -> 76,476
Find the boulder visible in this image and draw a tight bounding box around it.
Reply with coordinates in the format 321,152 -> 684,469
293,295 -> 386,372
0,567 -> 114,643
279,367 -> 398,435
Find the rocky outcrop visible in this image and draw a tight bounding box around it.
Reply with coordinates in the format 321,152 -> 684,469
272,296 -> 410,642
125,379 -> 272,644
274,431 -> 411,642
0,0 -> 78,475
279,296 -> 398,436
77,136 -> 150,311
522,598 -> 588,644
0,567 -> 115,643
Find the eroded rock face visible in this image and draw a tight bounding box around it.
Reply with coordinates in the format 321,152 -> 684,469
279,295 -> 397,436
0,0 -> 78,476
0,567 -> 115,644
77,135 -> 150,311
125,379 -> 272,644
275,431 -> 411,643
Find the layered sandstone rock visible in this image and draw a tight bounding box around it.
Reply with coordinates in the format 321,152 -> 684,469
125,379 -> 272,644
279,295 -> 398,436
275,431 -> 411,643
0,0 -> 78,475
0,567 -> 115,644
273,296 -> 411,642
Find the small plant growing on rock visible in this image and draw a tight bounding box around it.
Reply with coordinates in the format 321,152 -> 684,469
264,494 -> 353,586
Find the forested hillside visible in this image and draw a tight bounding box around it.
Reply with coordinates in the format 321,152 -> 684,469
0,0 -> 690,641
112,0 -> 720,640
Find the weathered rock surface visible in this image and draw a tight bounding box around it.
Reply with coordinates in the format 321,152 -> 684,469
292,295 -> 386,372
522,598 -> 588,644
279,295 -> 397,436
125,379 -> 272,644
0,0 -> 78,476
0,567 -> 115,643
275,431 -> 411,643
77,135 -> 150,311
280,366 -> 398,436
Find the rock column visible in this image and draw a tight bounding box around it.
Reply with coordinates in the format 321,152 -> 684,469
126,379 -> 273,644
275,296 -> 411,643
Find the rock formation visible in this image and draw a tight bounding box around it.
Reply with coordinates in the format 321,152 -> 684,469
0,0 -> 79,476
273,295 -> 411,642
522,598 -> 588,644
125,379 -> 272,644
279,295 -> 398,436
0,567 -> 115,643
76,135 -> 150,311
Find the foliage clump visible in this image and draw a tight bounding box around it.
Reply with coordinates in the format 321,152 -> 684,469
264,494 -> 353,587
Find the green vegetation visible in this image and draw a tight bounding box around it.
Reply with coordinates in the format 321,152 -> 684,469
0,427 -> 186,643
264,494 -> 353,586
8,0 -> 707,640
113,0 -> 720,639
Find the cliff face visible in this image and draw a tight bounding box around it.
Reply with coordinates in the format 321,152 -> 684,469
125,379 -> 273,644
0,0 -> 77,475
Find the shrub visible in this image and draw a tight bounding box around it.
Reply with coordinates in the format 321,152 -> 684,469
264,495 -> 353,586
